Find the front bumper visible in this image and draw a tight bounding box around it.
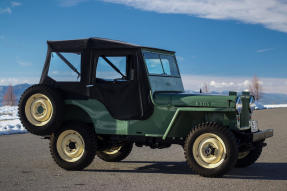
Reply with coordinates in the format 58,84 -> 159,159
253,129 -> 274,142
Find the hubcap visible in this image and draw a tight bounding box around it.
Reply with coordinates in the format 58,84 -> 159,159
103,145 -> 122,155
238,151 -> 250,159
56,130 -> 85,162
25,93 -> 53,126
193,133 -> 227,169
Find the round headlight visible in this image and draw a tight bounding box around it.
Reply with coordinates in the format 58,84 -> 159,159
249,96 -> 256,112
236,97 -> 242,114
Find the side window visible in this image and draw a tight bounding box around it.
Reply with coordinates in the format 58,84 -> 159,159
96,56 -> 127,80
48,52 -> 81,82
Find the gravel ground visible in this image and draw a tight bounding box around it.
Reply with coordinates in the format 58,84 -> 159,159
0,108 -> 286,191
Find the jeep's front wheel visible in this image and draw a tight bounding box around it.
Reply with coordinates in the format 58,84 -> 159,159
184,122 -> 238,177
97,142 -> 133,162
50,123 -> 96,170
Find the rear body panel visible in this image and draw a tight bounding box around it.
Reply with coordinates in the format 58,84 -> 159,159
65,99 -> 176,137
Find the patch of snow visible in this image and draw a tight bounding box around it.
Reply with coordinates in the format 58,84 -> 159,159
255,102 -> 266,110
264,104 -> 287,109
0,106 -> 27,136
255,103 -> 287,110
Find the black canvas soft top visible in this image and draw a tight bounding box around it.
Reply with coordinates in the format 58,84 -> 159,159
47,37 -> 175,53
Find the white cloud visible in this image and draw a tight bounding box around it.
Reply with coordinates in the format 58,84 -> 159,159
59,0 -> 90,7
17,60 -> 32,67
0,1 -> 22,15
256,48 -> 274,53
102,0 -> 287,33
0,8 -> 12,14
11,2 -> 22,7
209,80 -> 236,88
182,75 -> 287,94
0,78 -> 20,85
242,80 -> 250,87
0,77 -> 37,85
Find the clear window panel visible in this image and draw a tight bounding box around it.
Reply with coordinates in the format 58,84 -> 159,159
144,51 -> 180,77
161,59 -> 171,75
144,52 -> 164,75
160,55 -> 179,76
48,52 -> 81,82
96,56 -> 126,80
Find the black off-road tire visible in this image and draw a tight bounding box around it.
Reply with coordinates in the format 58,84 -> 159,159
235,142 -> 263,168
18,84 -> 64,136
97,142 -> 133,162
184,122 -> 238,177
50,123 -> 97,170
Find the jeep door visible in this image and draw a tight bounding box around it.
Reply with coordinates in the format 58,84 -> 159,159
89,49 -> 144,120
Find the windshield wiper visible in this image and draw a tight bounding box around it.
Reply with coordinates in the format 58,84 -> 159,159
101,56 -> 126,79
56,52 -> 81,78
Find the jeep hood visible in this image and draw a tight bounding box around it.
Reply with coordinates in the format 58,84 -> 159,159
153,92 -> 237,108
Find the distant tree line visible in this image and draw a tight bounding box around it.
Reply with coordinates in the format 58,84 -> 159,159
249,75 -> 262,101
2,85 -> 17,106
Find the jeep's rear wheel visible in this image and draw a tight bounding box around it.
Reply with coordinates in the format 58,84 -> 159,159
235,142 -> 263,168
97,142 -> 133,162
50,123 -> 96,170
18,85 -> 64,136
184,122 -> 238,177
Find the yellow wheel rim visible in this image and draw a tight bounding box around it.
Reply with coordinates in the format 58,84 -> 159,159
25,93 -> 53,126
238,151 -> 250,159
193,133 -> 227,169
56,130 -> 85,162
103,145 -> 122,155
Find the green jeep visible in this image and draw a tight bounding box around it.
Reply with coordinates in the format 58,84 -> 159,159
18,37 -> 273,177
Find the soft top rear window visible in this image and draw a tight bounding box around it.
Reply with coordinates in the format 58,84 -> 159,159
48,52 -> 81,82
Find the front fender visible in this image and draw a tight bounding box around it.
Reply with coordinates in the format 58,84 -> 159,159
162,107 -> 237,140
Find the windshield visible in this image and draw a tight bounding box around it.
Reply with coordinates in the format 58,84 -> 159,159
143,51 -> 180,77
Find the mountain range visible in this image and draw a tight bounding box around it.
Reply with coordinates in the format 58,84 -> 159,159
185,90 -> 287,105
0,84 -> 286,106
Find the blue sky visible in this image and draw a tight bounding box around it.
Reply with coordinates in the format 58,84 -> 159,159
0,0 -> 287,93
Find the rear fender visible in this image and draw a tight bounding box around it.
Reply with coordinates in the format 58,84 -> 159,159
63,104 -> 93,127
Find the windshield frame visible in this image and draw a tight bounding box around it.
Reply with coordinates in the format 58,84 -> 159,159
141,49 -> 181,78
